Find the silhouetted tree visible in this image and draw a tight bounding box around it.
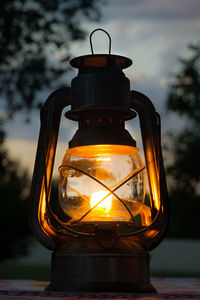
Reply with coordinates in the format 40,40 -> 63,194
0,0 -> 101,118
166,44 -> 200,238
0,0 -> 102,261
0,142 -> 31,262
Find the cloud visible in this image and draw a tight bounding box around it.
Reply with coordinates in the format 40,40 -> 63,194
98,0 -> 200,77
5,138 -> 68,176
103,0 -> 200,21
4,0 -> 200,175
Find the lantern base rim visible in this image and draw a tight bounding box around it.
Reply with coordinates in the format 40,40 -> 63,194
46,281 -> 156,293
46,240 -> 156,293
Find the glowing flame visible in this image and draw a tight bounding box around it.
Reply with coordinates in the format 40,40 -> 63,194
90,190 -> 112,212
96,157 -> 111,162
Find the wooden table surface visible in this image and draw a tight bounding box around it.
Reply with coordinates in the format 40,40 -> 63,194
0,278 -> 200,299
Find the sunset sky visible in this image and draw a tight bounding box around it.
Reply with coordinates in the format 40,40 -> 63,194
5,0 -> 200,175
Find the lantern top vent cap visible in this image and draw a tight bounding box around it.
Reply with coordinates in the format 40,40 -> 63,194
70,28 -> 132,71
70,54 -> 132,71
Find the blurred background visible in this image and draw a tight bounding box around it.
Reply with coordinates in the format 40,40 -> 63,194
0,0 -> 200,279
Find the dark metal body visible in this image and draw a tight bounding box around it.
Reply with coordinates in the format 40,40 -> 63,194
66,54 -> 135,122
69,110 -> 136,148
47,238 -> 155,293
29,53 -> 169,293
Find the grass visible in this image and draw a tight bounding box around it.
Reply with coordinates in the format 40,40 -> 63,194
0,263 -> 200,280
0,263 -> 50,280
151,271 -> 200,278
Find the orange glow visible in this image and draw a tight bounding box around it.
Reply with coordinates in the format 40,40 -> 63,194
38,144 -> 56,236
59,144 -> 148,224
38,186 -> 55,236
65,144 -> 139,157
146,147 -> 160,211
38,142 -> 57,237
90,190 -> 112,212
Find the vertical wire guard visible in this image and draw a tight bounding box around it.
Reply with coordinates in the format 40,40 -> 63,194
131,90 -> 168,250
29,88 -> 72,250
131,91 -> 159,212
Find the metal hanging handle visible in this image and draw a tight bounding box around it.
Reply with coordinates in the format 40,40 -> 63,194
89,28 -> 111,54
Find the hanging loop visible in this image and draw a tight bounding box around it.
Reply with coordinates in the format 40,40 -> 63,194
89,28 -> 111,55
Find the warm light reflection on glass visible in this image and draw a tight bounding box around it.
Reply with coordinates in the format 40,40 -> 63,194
90,190 -> 112,212
96,157 -> 111,162
58,145 -> 148,225
146,147 -> 160,211
38,187 -> 55,236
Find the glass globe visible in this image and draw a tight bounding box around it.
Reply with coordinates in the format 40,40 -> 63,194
59,145 -> 151,225
58,145 -> 151,226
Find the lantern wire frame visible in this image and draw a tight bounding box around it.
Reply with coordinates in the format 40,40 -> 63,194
29,87 -> 168,251
40,112 -> 161,237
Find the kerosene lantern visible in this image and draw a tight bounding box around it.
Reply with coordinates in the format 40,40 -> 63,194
29,29 -> 168,293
